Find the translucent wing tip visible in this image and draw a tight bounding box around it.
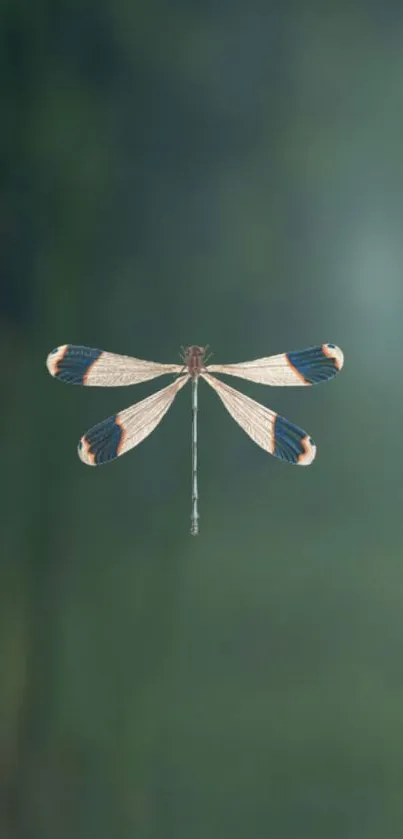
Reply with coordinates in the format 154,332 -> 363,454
78,435 -> 97,466
46,345 -> 68,377
78,414 -> 125,466
273,415 -> 317,465
322,343 -> 344,371
46,344 -> 105,385
285,344 -> 344,386
297,434 -> 317,465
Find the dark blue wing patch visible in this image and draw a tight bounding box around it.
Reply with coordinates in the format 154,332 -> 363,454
273,414 -> 316,465
78,414 -> 124,465
47,345 -> 103,384
286,344 -> 343,385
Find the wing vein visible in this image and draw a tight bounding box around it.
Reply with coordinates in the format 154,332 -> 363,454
207,344 -> 344,386
78,375 -> 189,465
202,373 -> 316,465
47,344 -> 182,386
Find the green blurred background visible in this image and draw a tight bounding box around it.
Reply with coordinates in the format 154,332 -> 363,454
2,1 -> 403,837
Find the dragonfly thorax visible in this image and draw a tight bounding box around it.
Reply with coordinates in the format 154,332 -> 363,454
182,345 -> 208,378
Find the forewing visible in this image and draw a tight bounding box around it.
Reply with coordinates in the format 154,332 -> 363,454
207,343 -> 344,386
46,344 -> 182,386
202,373 -> 316,465
78,375 -> 189,465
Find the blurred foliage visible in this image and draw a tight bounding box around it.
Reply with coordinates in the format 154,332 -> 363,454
2,0 -> 403,837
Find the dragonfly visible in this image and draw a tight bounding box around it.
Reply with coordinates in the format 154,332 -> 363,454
46,342 -> 344,534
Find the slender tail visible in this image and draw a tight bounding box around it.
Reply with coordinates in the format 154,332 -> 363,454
190,378 -> 199,535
